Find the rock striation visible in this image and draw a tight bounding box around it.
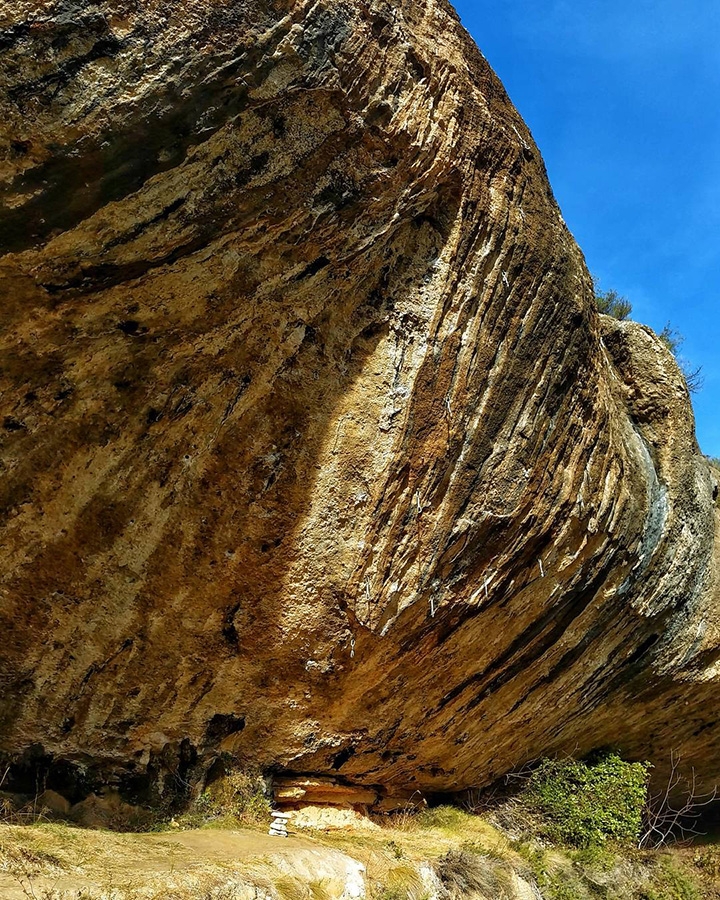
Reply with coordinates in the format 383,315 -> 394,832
0,0 -> 719,805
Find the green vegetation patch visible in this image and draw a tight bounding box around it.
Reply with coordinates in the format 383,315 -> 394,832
595,285 -> 633,320
520,754 -> 651,849
640,858 -> 701,900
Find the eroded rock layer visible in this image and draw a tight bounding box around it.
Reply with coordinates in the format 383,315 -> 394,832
0,0 -> 719,802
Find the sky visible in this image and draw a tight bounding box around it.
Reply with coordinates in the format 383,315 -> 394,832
453,0 -> 720,457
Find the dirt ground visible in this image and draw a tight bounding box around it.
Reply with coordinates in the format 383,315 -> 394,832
0,824 -> 367,898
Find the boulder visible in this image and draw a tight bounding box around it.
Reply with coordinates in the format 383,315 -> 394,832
0,0 -> 718,799
37,789 -> 71,817
69,791 -> 149,830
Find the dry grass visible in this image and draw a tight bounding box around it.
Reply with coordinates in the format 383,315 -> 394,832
179,769 -> 272,830
0,823 -> 254,899
433,848 -> 515,899
0,803 -> 715,900
296,805 -> 517,899
0,820 -> 371,900
313,804 -> 511,861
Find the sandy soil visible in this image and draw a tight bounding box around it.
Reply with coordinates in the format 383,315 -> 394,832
0,824 -> 365,898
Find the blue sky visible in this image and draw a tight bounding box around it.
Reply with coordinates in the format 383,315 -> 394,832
453,0 -> 719,456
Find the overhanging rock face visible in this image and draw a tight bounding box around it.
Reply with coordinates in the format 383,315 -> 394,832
1,0 -> 719,802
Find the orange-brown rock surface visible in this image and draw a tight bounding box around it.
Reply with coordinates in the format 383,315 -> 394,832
1,0 -> 719,805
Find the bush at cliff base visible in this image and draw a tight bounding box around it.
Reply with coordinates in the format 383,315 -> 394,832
521,753 -> 651,848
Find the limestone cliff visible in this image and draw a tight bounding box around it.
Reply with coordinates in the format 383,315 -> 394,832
0,0 -> 718,805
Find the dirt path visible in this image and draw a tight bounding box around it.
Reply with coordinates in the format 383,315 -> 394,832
0,824 -> 367,898
146,826 -> 321,859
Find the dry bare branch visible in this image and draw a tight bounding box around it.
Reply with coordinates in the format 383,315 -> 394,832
638,750 -> 718,849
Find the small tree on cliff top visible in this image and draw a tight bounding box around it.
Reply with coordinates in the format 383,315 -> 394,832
658,322 -> 704,393
595,285 -> 633,320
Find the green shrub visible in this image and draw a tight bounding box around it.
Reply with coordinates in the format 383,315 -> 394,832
640,859 -> 701,900
540,873 -> 586,900
593,277 -> 632,320
571,843 -> 618,871
520,754 -> 651,849
694,844 -> 720,878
